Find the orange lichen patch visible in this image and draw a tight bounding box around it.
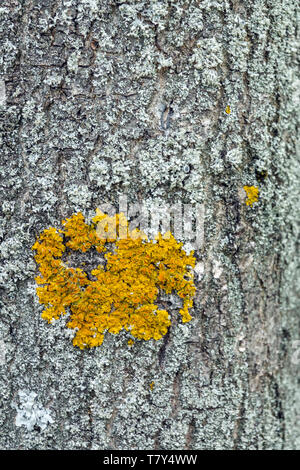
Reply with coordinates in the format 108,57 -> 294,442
243,185 -> 259,207
32,210 -> 196,349
149,381 -> 155,391
62,212 -> 106,253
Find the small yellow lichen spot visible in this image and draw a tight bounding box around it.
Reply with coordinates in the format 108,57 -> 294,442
225,105 -> 231,114
32,210 -> 196,349
149,381 -> 155,391
243,185 -> 259,207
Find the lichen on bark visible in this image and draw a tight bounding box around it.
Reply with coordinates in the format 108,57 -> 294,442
0,0 -> 299,450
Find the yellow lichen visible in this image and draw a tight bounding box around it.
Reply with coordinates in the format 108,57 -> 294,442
225,105 -> 231,114
32,210 -> 196,349
243,185 -> 259,207
149,381 -> 155,391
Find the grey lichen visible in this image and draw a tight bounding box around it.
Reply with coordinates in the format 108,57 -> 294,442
13,390 -> 54,432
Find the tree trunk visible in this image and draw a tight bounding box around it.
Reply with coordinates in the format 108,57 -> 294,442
0,0 -> 299,450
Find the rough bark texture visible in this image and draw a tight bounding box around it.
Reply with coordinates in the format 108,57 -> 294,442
0,0 -> 299,450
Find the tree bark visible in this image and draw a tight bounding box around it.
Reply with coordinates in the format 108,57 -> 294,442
0,0 -> 299,450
